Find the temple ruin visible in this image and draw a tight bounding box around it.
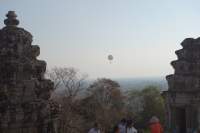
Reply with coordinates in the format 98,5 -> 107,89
0,11 -> 59,133
163,37 -> 200,133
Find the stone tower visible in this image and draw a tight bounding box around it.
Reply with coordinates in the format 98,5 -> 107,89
163,38 -> 200,133
0,11 -> 58,133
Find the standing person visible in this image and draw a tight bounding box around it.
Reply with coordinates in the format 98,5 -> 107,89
118,119 -> 126,133
88,123 -> 101,133
126,120 -> 137,133
149,116 -> 163,133
194,127 -> 200,133
113,125 -> 120,133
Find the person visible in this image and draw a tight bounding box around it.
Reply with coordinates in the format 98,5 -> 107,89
113,125 -> 120,133
193,127 -> 200,133
88,123 -> 101,133
149,116 -> 163,133
118,118 -> 126,133
126,120 -> 137,133
197,128 -> 200,133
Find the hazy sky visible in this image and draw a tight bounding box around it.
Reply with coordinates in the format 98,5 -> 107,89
1,0 -> 200,79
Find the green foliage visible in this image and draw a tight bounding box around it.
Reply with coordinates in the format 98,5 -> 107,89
141,86 -> 165,123
80,78 -> 126,132
143,129 -> 151,133
127,86 -> 165,127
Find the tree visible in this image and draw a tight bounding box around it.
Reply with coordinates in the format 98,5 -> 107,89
140,86 -> 165,125
126,86 -> 165,128
126,89 -> 143,119
47,67 -> 87,99
88,78 -> 123,107
81,78 -> 126,132
47,67 -> 88,133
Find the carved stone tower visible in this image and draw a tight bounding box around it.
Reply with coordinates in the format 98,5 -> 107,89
163,38 -> 200,133
0,11 -> 58,133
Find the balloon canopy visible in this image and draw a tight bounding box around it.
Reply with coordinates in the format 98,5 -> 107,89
108,55 -> 113,61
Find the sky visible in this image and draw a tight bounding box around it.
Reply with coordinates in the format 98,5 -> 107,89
1,0 -> 200,79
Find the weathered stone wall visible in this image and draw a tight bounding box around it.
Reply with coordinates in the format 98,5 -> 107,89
164,37 -> 200,133
0,11 -> 59,133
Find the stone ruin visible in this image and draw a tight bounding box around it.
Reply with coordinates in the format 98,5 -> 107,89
163,37 -> 200,133
0,11 -> 59,133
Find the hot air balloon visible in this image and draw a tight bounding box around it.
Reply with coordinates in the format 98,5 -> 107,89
108,54 -> 113,63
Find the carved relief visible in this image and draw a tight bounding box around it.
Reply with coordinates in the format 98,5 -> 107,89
0,11 -> 59,133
